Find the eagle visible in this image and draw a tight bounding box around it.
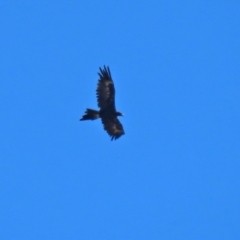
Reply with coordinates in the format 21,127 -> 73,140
80,66 -> 125,140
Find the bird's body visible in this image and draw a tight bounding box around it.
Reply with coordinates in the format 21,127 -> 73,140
80,66 -> 124,140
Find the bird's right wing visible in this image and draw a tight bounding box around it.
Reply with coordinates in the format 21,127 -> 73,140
96,66 -> 116,110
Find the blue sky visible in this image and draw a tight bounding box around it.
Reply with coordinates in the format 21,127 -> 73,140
0,1 -> 240,239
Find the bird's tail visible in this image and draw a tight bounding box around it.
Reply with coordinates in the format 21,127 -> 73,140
80,109 -> 100,121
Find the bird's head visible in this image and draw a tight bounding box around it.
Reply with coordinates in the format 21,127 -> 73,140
116,111 -> 124,117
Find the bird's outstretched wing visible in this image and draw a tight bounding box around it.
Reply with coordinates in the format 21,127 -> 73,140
96,66 -> 116,110
101,116 -> 125,140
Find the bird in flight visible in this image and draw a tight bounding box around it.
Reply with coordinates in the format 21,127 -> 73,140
80,66 -> 125,140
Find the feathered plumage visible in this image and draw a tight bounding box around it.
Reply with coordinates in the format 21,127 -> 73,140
80,66 -> 124,140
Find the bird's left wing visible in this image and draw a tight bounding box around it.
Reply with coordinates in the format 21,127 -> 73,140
101,116 -> 125,140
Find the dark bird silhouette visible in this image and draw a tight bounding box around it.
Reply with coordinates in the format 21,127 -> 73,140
80,66 -> 125,140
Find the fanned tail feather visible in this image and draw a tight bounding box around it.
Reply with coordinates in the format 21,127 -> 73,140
80,109 -> 100,121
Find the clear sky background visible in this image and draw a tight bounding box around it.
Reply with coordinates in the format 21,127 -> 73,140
0,1 -> 240,239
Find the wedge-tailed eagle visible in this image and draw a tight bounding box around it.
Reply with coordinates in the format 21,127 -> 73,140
80,66 -> 124,140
